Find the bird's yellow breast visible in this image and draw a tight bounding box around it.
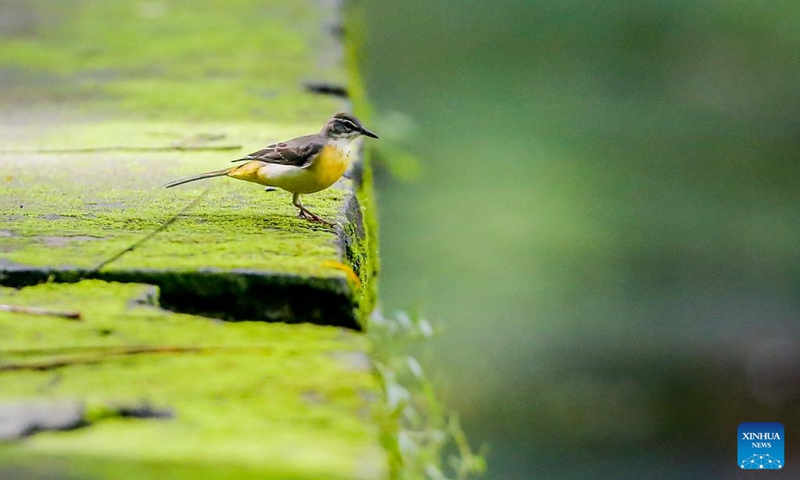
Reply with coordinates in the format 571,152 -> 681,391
305,143 -> 350,190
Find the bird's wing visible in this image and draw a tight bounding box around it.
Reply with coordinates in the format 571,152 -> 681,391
231,134 -> 322,168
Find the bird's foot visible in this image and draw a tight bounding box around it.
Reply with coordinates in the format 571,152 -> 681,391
297,208 -> 333,227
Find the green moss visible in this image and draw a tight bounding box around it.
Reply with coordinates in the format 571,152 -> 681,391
0,120 -> 370,326
0,0 -> 343,121
0,0 -> 389,477
0,0 -> 377,328
0,280 -> 386,479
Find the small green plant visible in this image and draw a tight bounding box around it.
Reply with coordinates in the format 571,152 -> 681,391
370,310 -> 486,480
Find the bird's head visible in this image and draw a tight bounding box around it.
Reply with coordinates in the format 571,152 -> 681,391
322,113 -> 379,140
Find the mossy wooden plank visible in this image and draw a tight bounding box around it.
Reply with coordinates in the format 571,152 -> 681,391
0,0 -> 346,121
0,280 -> 386,480
0,0 -> 376,329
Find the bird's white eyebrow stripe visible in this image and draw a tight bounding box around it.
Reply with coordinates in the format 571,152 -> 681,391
335,118 -> 359,130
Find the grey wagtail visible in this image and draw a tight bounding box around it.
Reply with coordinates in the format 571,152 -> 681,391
164,113 -> 378,225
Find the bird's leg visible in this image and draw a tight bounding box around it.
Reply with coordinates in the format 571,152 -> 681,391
292,193 -> 333,227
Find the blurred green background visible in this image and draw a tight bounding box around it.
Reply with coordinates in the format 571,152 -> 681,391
360,1 -> 800,478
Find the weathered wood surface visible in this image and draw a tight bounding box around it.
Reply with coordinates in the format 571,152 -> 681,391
0,0 -> 378,329
0,281 -> 385,480
0,1 -> 386,478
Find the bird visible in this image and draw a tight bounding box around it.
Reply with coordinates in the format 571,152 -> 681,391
164,112 -> 378,226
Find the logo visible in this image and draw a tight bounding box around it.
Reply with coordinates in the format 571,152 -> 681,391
738,422 -> 784,470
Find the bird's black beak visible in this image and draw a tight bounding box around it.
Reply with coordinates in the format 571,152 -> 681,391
361,128 -> 379,139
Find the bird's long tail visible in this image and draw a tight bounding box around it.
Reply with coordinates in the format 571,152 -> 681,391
164,167 -> 234,188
